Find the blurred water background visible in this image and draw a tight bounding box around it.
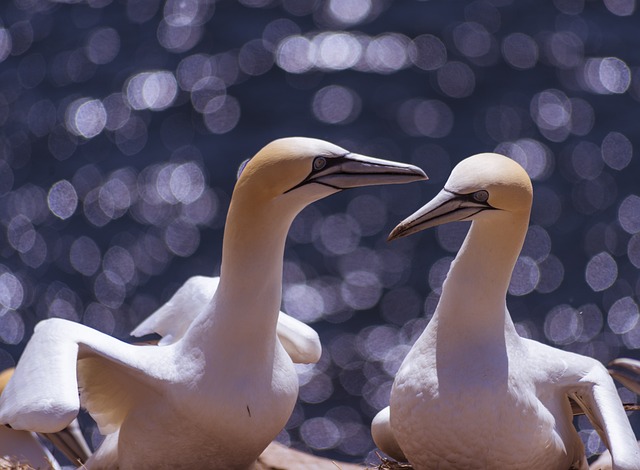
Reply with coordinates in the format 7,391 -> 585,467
0,0 -> 639,465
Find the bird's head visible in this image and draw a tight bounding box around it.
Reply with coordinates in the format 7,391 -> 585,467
389,152 -> 532,240
234,137 -> 427,206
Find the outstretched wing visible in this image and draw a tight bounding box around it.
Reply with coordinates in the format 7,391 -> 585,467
0,318 -> 174,435
131,275 -> 321,364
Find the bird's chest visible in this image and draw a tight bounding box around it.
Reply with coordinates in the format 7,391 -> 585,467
117,349 -> 298,469
389,346 -> 574,469
194,348 -> 298,435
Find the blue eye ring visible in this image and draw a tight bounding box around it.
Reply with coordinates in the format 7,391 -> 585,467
313,156 -> 327,171
473,190 -> 489,202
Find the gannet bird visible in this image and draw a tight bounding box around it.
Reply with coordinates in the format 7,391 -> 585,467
0,137 -> 426,469
372,153 -> 640,470
588,358 -> 640,470
131,275 -> 322,364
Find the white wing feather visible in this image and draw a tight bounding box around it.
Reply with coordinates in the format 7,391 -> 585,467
0,318 -> 174,435
131,276 -> 220,345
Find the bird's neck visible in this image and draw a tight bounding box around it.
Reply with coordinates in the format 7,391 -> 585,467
186,192 -> 298,358
430,212 -> 529,348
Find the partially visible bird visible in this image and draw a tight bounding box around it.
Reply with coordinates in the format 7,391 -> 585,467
131,275 -> 322,364
0,137 -> 426,469
372,153 -> 640,470
1,367 -> 91,469
588,358 -> 640,470
609,358 -> 640,396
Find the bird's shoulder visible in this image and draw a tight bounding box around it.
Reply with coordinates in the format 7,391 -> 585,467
518,337 -> 607,388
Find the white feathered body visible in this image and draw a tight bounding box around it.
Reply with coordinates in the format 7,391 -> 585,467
81,338 -> 297,469
382,154 -> 639,470
391,323 -> 587,470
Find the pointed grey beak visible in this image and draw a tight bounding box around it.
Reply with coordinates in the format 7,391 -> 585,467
388,188 -> 493,241
322,153 -> 427,188
609,358 -> 640,395
288,153 -> 426,193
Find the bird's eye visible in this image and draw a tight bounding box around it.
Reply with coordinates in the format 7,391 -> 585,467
313,156 -> 327,171
473,190 -> 489,202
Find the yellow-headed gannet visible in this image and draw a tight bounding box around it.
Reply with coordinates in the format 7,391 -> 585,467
0,137 -> 426,469
372,153 -> 640,470
131,275 -> 322,364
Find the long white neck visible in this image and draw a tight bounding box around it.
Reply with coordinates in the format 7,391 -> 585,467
427,210 -> 529,355
184,191 -> 299,362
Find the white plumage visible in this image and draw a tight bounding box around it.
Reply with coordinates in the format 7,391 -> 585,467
0,137 -> 426,469
372,153 -> 640,470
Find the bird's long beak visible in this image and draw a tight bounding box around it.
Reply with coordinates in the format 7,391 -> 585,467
304,153 -> 427,190
609,358 -> 640,395
388,188 -> 492,241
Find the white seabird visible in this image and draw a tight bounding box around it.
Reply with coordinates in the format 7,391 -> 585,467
372,153 -> 640,470
588,358 -> 640,470
0,137 -> 426,469
131,275 -> 322,364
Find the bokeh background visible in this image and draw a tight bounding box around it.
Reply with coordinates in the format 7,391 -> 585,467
0,0 -> 639,465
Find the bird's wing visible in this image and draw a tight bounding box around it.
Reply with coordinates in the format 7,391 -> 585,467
131,275 -> 321,363
276,312 -> 321,364
0,318 -> 174,435
566,358 -> 640,470
131,275 -> 220,345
